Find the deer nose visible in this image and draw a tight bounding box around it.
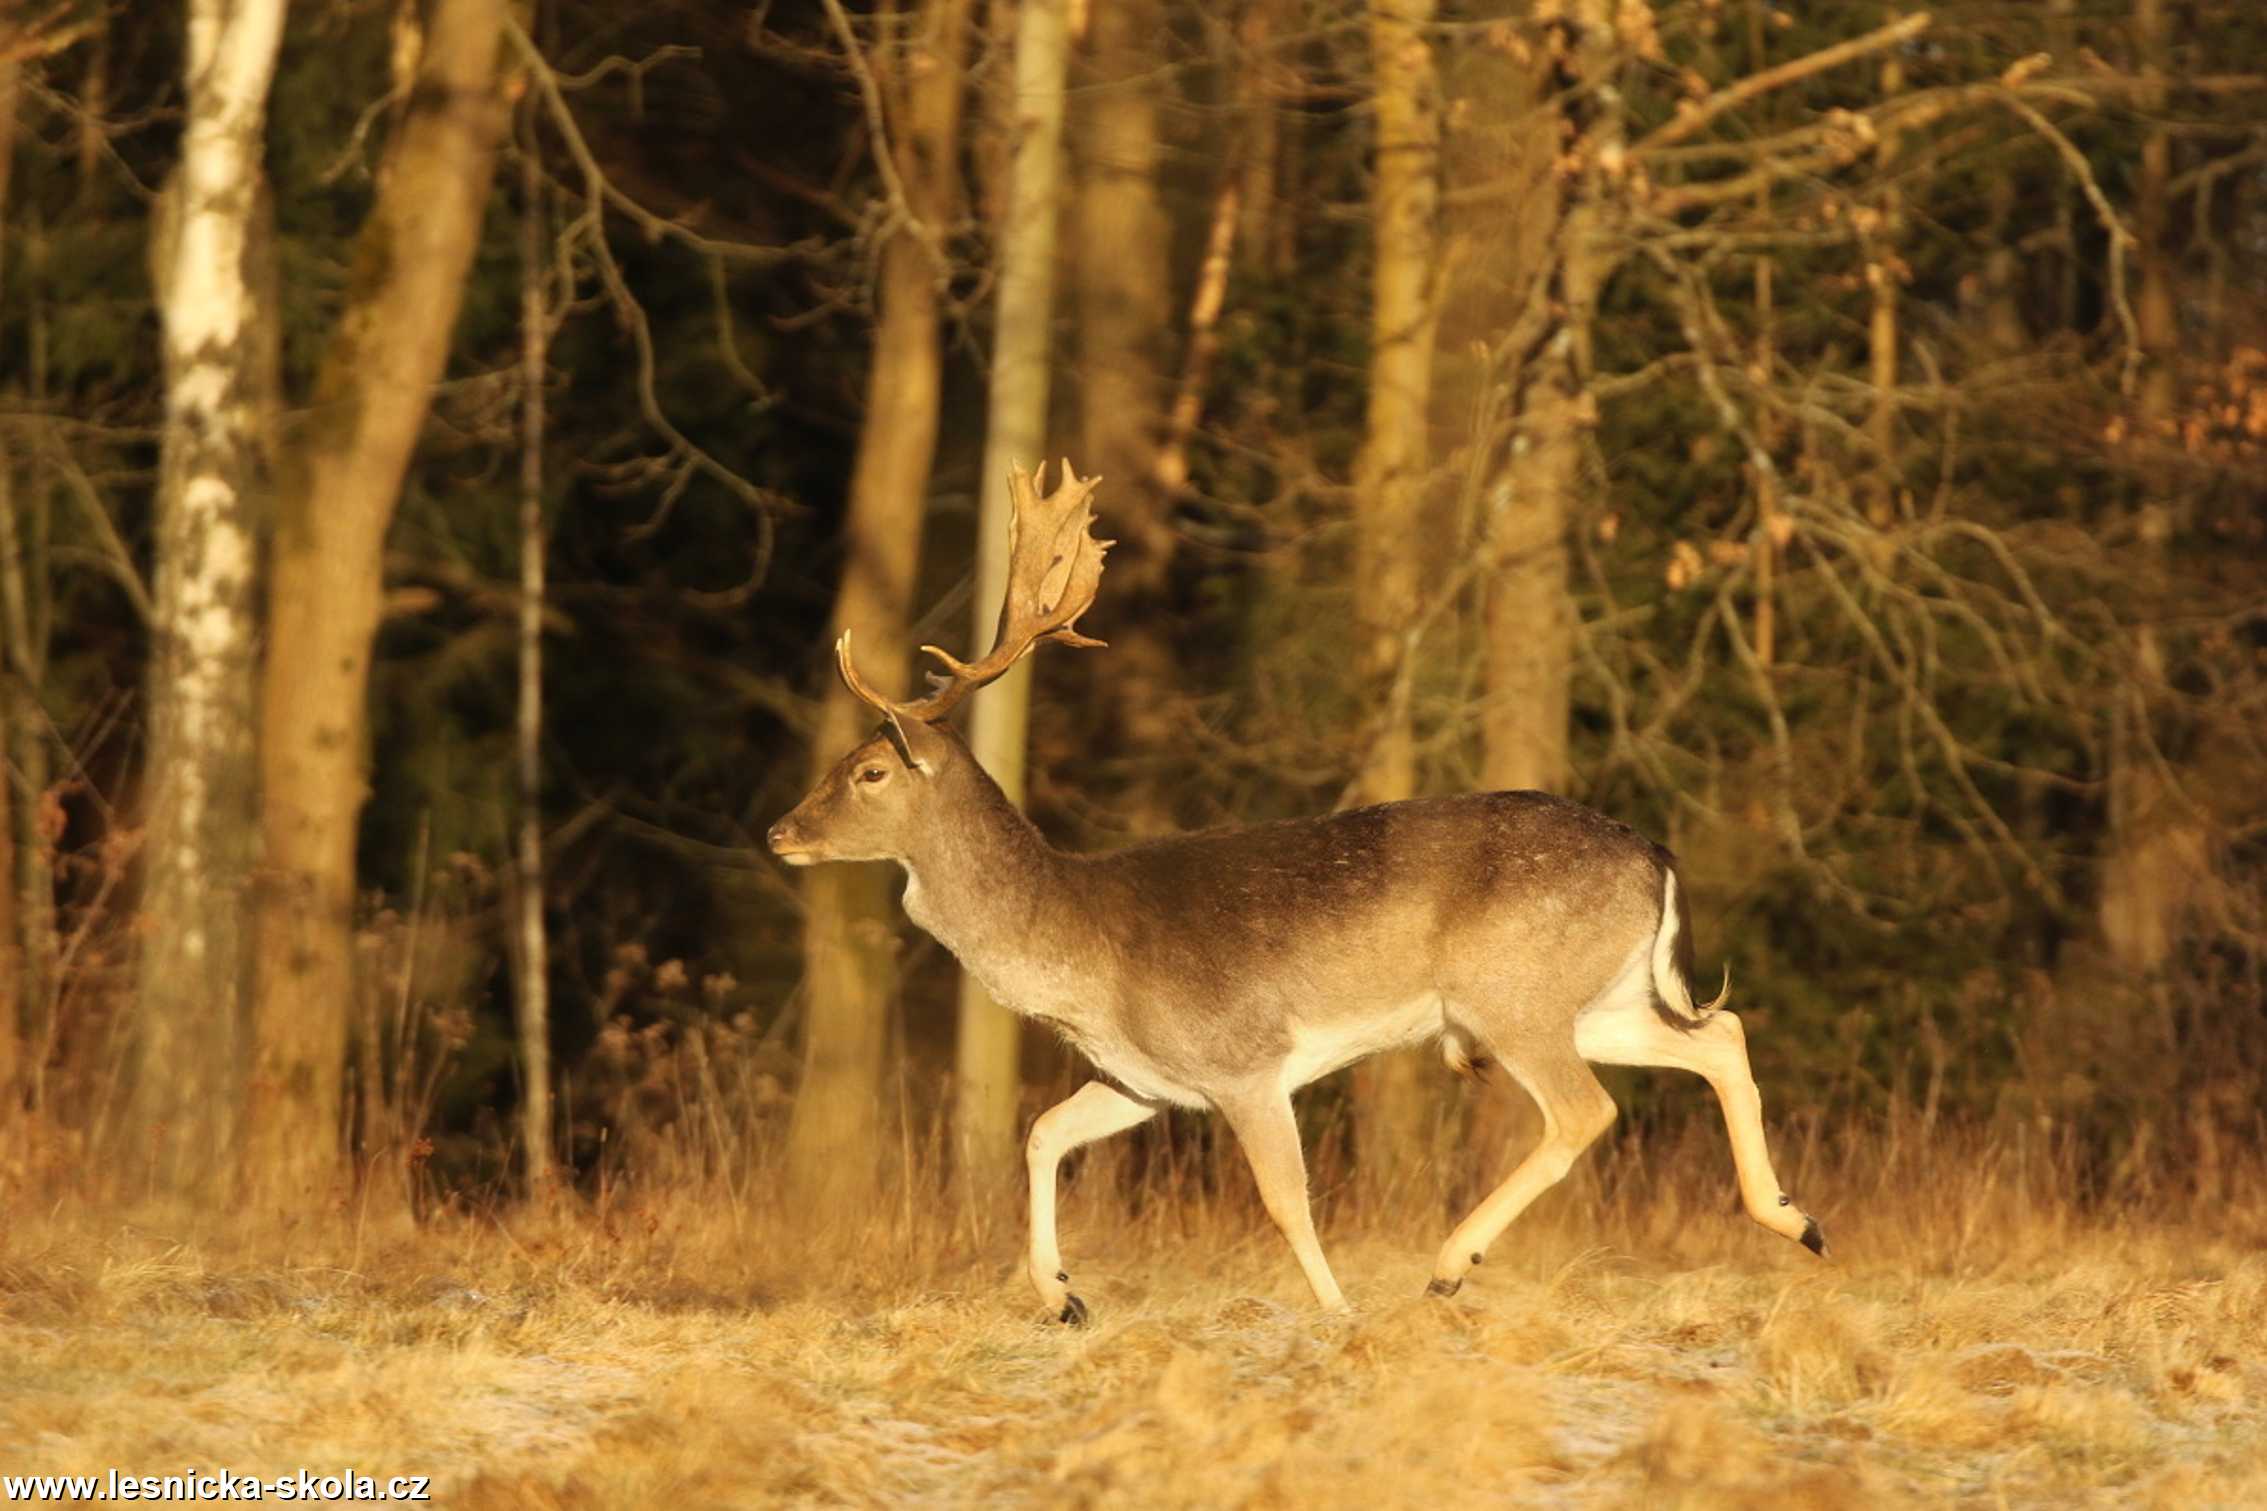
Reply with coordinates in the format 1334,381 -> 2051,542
766,819 -> 794,853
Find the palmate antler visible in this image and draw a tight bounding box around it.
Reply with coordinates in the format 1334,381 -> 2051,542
838,459 -> 1112,726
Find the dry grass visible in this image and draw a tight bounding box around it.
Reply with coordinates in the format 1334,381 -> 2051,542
3,1130 -> 2264,1509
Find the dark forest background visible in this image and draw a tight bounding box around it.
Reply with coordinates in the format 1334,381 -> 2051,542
0,0 -> 2262,1218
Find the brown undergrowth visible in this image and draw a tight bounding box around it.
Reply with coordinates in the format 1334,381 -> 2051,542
2,1121 -> 2262,1508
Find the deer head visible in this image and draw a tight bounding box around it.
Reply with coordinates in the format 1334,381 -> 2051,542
767,460 -> 1111,866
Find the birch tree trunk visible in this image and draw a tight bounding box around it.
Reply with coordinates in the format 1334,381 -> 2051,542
129,0 -> 287,1198
955,0 -> 1073,1197
785,0 -> 972,1208
247,0 -> 509,1201
1347,0 -> 1439,1197
513,102 -> 553,1194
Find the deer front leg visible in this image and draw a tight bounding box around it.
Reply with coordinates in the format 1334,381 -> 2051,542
1216,1087 -> 1348,1312
1027,1080 -> 1158,1324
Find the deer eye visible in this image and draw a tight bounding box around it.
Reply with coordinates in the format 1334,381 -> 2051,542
858,766 -> 889,785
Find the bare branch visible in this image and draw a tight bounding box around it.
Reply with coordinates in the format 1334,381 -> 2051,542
1991,90 -> 2143,394
504,15 -> 822,269
1636,12 -> 1933,155
816,0 -> 950,283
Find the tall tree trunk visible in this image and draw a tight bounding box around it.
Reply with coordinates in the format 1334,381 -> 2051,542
1234,0 -> 1283,278
0,52 -> 52,1097
0,495 -> 16,1115
2098,0 -> 2198,978
1481,5 -> 1618,799
955,0 -> 1073,1197
0,419 -> 55,1109
0,55 -> 21,1112
130,0 -> 287,1199
786,0 -> 972,1209
513,98 -> 553,1193
1350,0 -> 1437,811
1074,0 -> 1173,831
1455,3 -> 1615,1206
248,0 -> 509,1202
1347,0 -> 1439,1197
1747,0 -> 1781,667
1981,171 -> 2027,359
2131,0 -> 2177,433
1863,15 -> 1903,525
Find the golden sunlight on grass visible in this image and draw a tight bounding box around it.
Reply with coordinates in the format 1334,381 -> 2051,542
3,1139 -> 2262,1508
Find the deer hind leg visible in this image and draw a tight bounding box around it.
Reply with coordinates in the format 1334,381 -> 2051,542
1216,1085 -> 1348,1311
1429,1037 -> 1618,1296
1026,1080 -> 1160,1324
1573,996 -> 1824,1255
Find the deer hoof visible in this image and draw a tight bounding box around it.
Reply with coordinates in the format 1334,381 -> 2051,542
1425,1277 -> 1461,1299
1799,1216 -> 1828,1257
1058,1293 -> 1090,1326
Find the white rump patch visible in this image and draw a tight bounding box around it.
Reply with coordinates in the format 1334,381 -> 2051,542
1572,942 -> 1664,1064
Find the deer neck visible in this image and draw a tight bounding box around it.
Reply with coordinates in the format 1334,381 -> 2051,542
896,768 -> 1076,1003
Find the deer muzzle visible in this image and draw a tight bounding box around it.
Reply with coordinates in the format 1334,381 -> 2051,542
767,816 -> 817,865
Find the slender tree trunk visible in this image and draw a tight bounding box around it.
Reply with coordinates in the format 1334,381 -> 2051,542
2098,0 -> 2198,978
1481,6 -> 1617,798
129,0 -> 287,1199
2048,0 -> 2079,331
0,534 -> 16,1114
0,62 -> 56,1111
1347,0 -> 1440,1197
956,0 -> 1073,1197
0,423 -> 54,1104
1863,16 -> 1903,525
1981,171 -> 2027,358
0,56 -> 20,1111
1074,0 -> 1174,832
1748,0 -> 1780,668
74,22 -> 108,202
2132,0 -> 2177,432
248,0 -> 509,1202
513,100 -> 553,1193
1350,0 -> 1437,811
786,0 -> 972,1209
1155,180 -> 1238,500
0,664 -> 14,1112
1234,0 -> 1282,278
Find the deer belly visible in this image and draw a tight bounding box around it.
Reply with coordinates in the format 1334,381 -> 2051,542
1032,1013 -> 1208,1109
1279,995 -> 1444,1091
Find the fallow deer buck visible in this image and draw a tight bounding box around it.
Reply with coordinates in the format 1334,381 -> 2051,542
769,461 -> 1825,1321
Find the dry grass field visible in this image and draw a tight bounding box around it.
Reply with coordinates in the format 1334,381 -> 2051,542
3,1127 -> 2263,1509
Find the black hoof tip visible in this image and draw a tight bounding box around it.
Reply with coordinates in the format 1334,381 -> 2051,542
1058,1294 -> 1089,1326
1425,1277 -> 1462,1299
1799,1216 -> 1827,1257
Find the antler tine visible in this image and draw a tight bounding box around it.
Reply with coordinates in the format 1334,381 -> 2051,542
835,629 -> 908,717
898,459 -> 1113,722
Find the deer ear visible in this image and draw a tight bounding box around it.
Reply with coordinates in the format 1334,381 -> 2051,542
880,713 -> 930,774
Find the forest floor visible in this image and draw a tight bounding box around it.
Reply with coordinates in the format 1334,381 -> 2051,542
3,1145 -> 2263,1509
